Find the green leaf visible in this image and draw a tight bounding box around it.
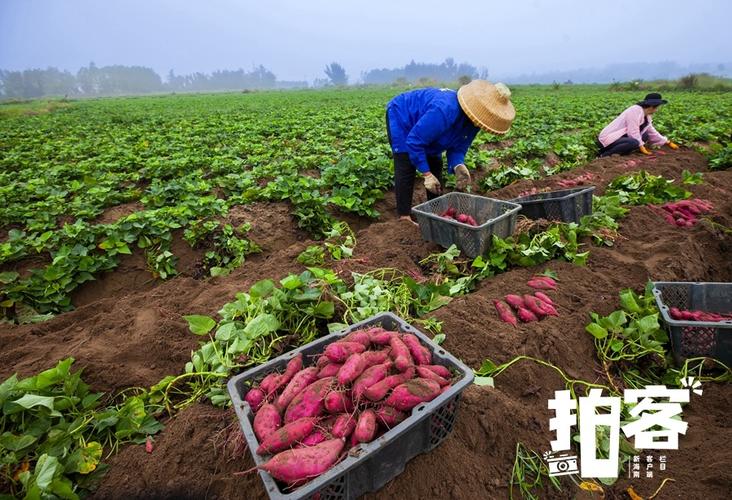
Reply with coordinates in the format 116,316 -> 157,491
619,289 -> 642,313
637,313 -> 660,334
65,441 -> 102,474
183,315 -> 216,335
32,454 -> 61,491
243,313 -> 280,339
0,432 -> 38,451
476,358 -> 497,376
209,266 -> 230,277
328,322 -> 348,334
473,376 -> 494,387
432,333 -> 446,345
214,322 -> 238,341
0,271 -> 19,284
280,274 -> 302,290
586,322 -> 608,339
250,279 -> 275,298
312,301 -> 335,318
12,393 -> 57,411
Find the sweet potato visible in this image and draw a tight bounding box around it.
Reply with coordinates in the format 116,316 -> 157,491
367,327 -> 393,345
272,354 -> 303,393
259,438 -> 345,482
343,329 -> 371,347
276,367 -> 320,411
337,353 -> 367,385
384,378 -> 442,411
253,403 -> 281,443
331,413 -> 357,439
256,416 -> 317,455
361,349 -> 390,368
317,362 -> 343,379
527,278 -> 557,291
493,299 -> 518,327
521,294 -> 547,319
401,334 -> 431,365
389,335 -> 414,371
284,377 -> 334,423
245,387 -> 265,412
375,406 -> 407,428
299,429 -> 327,447
353,409 -> 377,444
363,367 -> 415,401
324,342 -> 366,363
504,294 -> 525,310
324,390 -> 354,414
533,291 -> 554,306
416,366 -> 449,386
259,373 -> 280,396
517,306 -> 538,323
421,364 -> 451,379
352,361 -> 392,400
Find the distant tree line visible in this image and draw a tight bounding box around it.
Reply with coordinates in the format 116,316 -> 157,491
362,58 -> 485,85
0,62 -> 278,99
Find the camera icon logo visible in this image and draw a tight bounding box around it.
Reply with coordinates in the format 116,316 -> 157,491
544,453 -> 579,477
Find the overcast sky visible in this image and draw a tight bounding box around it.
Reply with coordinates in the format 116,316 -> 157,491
1,0 -> 730,82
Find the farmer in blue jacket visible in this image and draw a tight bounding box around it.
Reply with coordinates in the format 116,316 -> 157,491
386,80 -> 516,223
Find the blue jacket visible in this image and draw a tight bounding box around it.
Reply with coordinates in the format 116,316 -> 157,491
386,88 -> 480,174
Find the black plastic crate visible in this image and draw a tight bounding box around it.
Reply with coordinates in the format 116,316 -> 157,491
509,186 -> 595,223
652,281 -> 732,366
227,312 -> 474,500
411,192 -> 521,258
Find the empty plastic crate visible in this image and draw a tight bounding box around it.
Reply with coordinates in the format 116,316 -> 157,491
509,186 -> 595,223
227,312 -> 474,500
411,192 -> 521,258
652,281 -> 732,366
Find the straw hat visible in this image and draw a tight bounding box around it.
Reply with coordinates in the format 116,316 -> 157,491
457,80 -> 515,134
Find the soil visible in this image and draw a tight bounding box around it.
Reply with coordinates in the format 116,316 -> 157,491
2,149 -> 731,499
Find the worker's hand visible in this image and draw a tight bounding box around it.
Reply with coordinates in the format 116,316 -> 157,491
423,172 -> 442,194
639,145 -> 652,155
666,141 -> 679,150
454,164 -> 471,191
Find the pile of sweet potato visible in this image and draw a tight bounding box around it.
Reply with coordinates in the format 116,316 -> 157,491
243,327 -> 455,487
492,275 -> 559,326
439,207 -> 478,226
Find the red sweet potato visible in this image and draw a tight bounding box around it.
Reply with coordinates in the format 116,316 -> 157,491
256,416 -> 317,455
276,367 -> 320,411
259,438 -> 345,482
343,329 -> 371,347
324,342 -> 366,363
284,377 -> 335,423
352,361 -> 392,400
367,327 -> 393,345
245,387 -> 265,412
361,349 -> 390,368
534,291 -> 554,306
363,367 -> 415,401
272,354 -> 303,393
493,299 -> 518,327
504,294 -> 525,310
253,403 -> 281,443
259,373 -> 280,396
299,429 -> 327,447
401,334 -> 431,365
421,364 -> 451,379
522,294 -> 547,319
517,306 -> 538,323
375,406 -> 407,428
317,363 -> 343,379
353,409 -> 377,444
384,378 -> 442,411
337,353 -> 367,385
324,390 -> 355,414
527,278 -> 557,290
416,366 -> 449,386
331,413 -> 357,439
389,335 -> 414,371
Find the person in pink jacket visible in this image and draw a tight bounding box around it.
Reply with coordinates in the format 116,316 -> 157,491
597,93 -> 679,157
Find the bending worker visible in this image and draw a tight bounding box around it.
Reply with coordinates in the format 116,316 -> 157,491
597,92 -> 679,157
385,80 -> 515,223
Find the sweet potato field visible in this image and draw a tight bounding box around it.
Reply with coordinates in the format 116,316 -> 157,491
1,87 -> 731,499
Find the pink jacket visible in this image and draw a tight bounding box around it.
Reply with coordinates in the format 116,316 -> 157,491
598,104 -> 667,147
